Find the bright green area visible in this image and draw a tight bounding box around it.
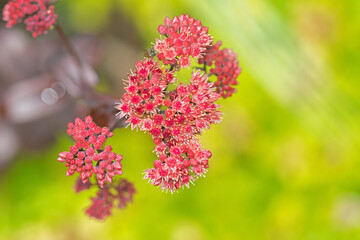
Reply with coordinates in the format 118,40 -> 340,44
1,0 -> 360,239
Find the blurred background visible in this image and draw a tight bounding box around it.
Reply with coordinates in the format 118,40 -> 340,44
0,0 -> 360,239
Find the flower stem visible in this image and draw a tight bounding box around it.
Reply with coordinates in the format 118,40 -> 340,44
54,24 -> 82,67
54,23 -> 95,97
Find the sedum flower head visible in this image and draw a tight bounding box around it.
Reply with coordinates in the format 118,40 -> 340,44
85,179 -> 136,220
57,116 -> 123,189
154,14 -> 212,68
199,41 -> 241,98
73,177 -> 92,193
115,179 -> 136,209
3,0 -> 57,37
144,138 -> 212,193
116,57 -> 222,193
115,57 -> 175,130
85,185 -> 114,220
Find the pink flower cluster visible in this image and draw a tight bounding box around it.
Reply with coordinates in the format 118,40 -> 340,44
199,41 -> 241,98
85,179 -> 136,220
73,177 -> 92,193
2,0 -> 57,37
57,116 -> 123,188
154,14 -> 212,68
116,57 -> 222,193
85,185 -> 114,220
116,179 -> 137,209
52,14 -> 241,219
116,58 -> 175,130
144,138 -> 212,192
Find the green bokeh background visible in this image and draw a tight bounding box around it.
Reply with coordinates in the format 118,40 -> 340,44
1,0 -> 360,239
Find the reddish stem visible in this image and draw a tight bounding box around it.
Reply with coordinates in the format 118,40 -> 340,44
54,24 -> 82,67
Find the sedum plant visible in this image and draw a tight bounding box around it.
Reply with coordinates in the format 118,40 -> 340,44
3,1 -> 241,220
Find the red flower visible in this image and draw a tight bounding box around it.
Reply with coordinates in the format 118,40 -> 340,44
85,179 -> 136,220
85,185 -> 114,220
57,116 -> 123,188
154,14 -> 212,68
199,41 -> 241,98
115,58 -> 174,130
115,179 -> 136,209
3,0 -> 57,37
73,177 -> 92,193
117,57 -> 222,192
144,139 -> 211,193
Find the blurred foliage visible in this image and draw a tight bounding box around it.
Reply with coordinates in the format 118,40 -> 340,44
1,0 -> 360,239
